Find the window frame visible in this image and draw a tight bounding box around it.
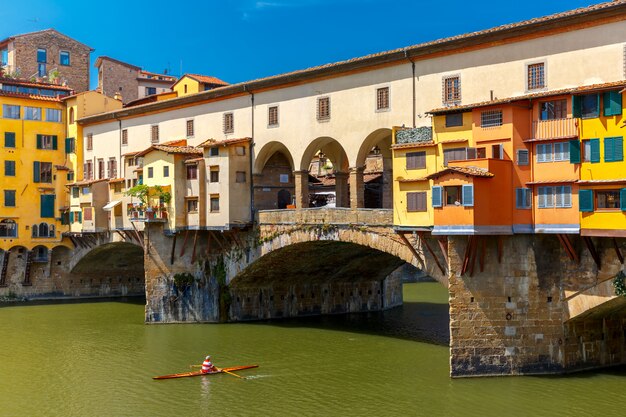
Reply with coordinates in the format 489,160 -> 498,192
317,97 -> 330,121
515,188 -> 532,209
445,113 -> 464,128
186,164 -> 198,180
406,191 -> 427,212
480,110 -> 503,128
406,151 -> 426,170
151,125 -> 159,144
442,75 -> 461,104
375,86 -> 390,112
59,50 -> 70,66
268,105 -> 279,127
210,195 -> 220,212
186,119 -> 194,137
526,62 -> 546,91
223,112 -> 234,133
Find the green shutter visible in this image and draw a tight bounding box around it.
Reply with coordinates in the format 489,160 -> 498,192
572,95 -> 582,118
432,186 -> 442,208
52,135 -> 57,150
36,134 -> 42,149
590,139 -> 600,163
614,137 -> 623,162
33,161 -> 40,183
69,212 -> 74,223
604,137 -> 614,162
65,137 -> 71,153
579,189 -> 594,212
78,211 -> 82,223
621,189 -> 626,211
603,91 -> 622,117
40,195 -> 55,218
462,185 -> 474,207
569,139 -> 581,164
5,132 -> 16,148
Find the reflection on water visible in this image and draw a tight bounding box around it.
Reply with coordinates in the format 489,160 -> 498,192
0,283 -> 624,417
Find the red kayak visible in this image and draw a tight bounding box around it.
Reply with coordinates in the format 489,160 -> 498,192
153,365 -> 258,380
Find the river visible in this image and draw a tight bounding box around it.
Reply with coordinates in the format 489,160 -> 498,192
1,282 -> 624,417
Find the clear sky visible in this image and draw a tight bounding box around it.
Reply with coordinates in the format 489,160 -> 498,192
0,0 -> 602,89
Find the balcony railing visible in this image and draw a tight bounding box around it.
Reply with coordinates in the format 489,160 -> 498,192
532,118 -> 577,140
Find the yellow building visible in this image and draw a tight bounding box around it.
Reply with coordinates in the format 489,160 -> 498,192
576,82 -> 626,237
0,78 -> 73,259
171,74 -> 229,97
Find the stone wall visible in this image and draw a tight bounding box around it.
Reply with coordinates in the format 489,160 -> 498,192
13,30 -> 91,92
98,58 -> 140,104
254,152 -> 294,210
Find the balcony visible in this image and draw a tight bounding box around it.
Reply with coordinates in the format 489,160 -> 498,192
532,118 -> 577,140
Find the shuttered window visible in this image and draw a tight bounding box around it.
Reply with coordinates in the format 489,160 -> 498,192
406,151 -> 426,169
65,137 -> 75,153
537,186 -> 554,208
583,139 -> 600,163
4,190 -> 16,207
536,143 -> 552,163
553,142 -> 570,162
515,188 -> 532,209
604,137 -> 623,162
569,140 -> 581,164
516,149 -> 529,166
4,132 -> 16,148
4,160 -> 15,176
603,90 -> 622,117
268,106 -> 279,126
36,134 -> 57,150
186,120 -> 194,137
573,94 -> 600,119
86,133 -> 93,151
376,87 -> 390,111
621,189 -> 626,211
443,148 -> 467,166
555,186 -> 572,208
462,185 -> 474,207
40,194 -> 55,218
317,97 -> 330,121
407,192 -> 427,212
121,129 -> 128,145
432,186 -> 442,208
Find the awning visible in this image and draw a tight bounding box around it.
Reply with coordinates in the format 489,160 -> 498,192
102,200 -> 122,211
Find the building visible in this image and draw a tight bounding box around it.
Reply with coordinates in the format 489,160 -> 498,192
172,74 -> 229,97
95,56 -> 177,104
0,29 -> 93,92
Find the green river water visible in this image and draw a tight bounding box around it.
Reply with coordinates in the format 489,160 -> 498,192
1,282 -> 625,417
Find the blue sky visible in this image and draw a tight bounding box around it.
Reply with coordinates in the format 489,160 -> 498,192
0,0 -> 600,89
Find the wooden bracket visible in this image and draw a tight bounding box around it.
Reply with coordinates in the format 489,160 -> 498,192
179,229 -> 189,257
170,232 -> 177,265
479,237 -> 487,273
461,236 -> 479,276
557,234 -> 579,263
397,231 -> 424,267
437,237 -> 449,266
418,232 -> 446,275
191,230 -> 199,264
582,236 -> 601,269
613,238 -> 623,264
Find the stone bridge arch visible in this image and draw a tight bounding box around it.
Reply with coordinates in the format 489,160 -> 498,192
71,241 -> 144,275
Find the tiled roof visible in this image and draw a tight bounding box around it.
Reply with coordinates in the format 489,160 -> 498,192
397,177 -> 429,183
578,178 -> 626,185
122,151 -> 141,156
108,178 -> 125,184
0,77 -> 74,91
524,135 -> 578,143
54,165 -> 70,171
198,137 -> 251,147
0,90 -> 63,102
426,166 -> 494,179
429,80 -> 626,114
440,138 -> 469,144
526,179 -> 578,185
137,144 -> 202,157
184,157 -> 204,164
391,141 -> 436,150
79,2 -> 626,125
185,74 -> 229,86
66,178 -> 109,187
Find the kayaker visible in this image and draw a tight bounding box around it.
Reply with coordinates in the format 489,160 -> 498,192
201,355 -> 217,374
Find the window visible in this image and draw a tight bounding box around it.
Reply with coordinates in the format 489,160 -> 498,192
223,112 -> 234,133
24,107 -> 42,120
236,171 -> 246,183
186,119 -> 194,137
84,161 -> 93,180
597,190 -> 621,210
443,147 -> 467,166
445,186 -> 462,206
492,144 -> 503,159
40,194 -> 55,218
59,51 -> 70,66
604,137 -> 624,162
37,135 -> 57,150
37,48 -> 46,63
481,110 -> 503,127
98,159 -> 104,179
82,187 -> 90,195
516,188 -> 532,209
4,132 -> 15,148
540,99 -> 566,120
33,162 -> 52,183
317,97 -> 330,121
443,76 -> 460,104
186,164 -> 198,180
67,171 -> 74,181
0,219 -> 17,237
184,85 -> 188,94
86,133 -> 93,151
537,186 -> 554,208
32,223 -> 55,239
573,94 -> 600,119
210,167 -> 219,183
376,87 -> 390,111
407,192 -> 427,212
187,198 -> 198,213
45,108 -> 61,122
476,148 -> 486,158
147,167 -> 154,178
121,129 -> 128,145
146,87 -> 157,96
69,108 -> 75,124
151,125 -> 159,144
445,113 -> 463,127
268,106 -> 279,126
4,190 -> 16,207
582,139 -> 600,163
4,160 -> 15,176
527,63 -> 545,90
553,142 -> 570,162
603,90 -> 622,117
210,195 -> 220,212
406,151 -> 426,169
538,186 -> 571,208
65,137 -> 75,154
555,186 -> 572,208
209,147 -> 219,157
536,143 -> 553,163
235,146 -> 246,156
3,104 -> 20,119
108,158 -> 117,178
517,149 -> 529,166
72,187 -> 79,198
163,166 -> 169,177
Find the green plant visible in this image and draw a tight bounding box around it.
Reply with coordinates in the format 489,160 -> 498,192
125,184 -> 150,205
173,272 -> 195,290
614,271 -> 626,297
152,185 -> 171,205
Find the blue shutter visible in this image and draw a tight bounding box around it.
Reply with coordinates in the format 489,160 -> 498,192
515,188 -> 523,209
604,137 -> 614,162
40,195 -> 55,218
33,161 -> 40,182
604,91 -> 622,117
52,135 -> 58,150
621,189 -> 626,211
5,132 -> 15,148
432,186 -> 442,208
572,95 -> 581,118
590,139 -> 600,163
579,189 -> 594,212
614,137 -> 623,162
569,140 -> 580,164
462,185 -> 474,207
69,212 -> 74,223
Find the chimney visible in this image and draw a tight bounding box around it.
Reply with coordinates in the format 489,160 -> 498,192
113,91 -> 122,102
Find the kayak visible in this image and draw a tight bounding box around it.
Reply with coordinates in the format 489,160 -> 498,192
153,365 -> 259,380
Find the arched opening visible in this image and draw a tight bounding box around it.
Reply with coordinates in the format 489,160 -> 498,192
0,219 -> 18,238
32,245 -> 49,262
297,137 -> 350,209
254,142 -> 295,211
354,129 -> 393,209
0,246 -> 28,288
69,107 -> 75,124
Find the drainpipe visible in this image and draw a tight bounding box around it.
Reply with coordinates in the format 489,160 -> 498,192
404,49 -> 416,128
244,85 -> 255,223
115,116 -> 122,180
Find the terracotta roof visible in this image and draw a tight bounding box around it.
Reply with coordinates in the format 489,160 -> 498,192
54,165 -> 70,171
429,80 -> 626,114
78,2 -> 626,125
0,89 -> 63,102
66,178 -> 109,187
198,137 -> 251,147
391,141 -> 436,150
426,166 -> 495,179
136,143 -> 202,157
184,157 -> 204,164
526,179 -> 578,185
524,135 -> 578,143
184,74 -> 229,86
397,177 -> 429,183
440,138 -> 469,144
578,178 -> 626,185
122,151 -> 141,157
0,77 -> 74,91
108,178 -> 125,184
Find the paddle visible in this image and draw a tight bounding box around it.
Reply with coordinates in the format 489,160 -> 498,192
216,367 -> 246,379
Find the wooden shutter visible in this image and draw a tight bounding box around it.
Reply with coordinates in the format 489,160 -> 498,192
621,189 -> 626,211
462,185 -> 474,207
5,132 -> 15,147
579,189 -> 594,212
569,139 -> 580,164
52,135 -> 57,150
432,186 -> 442,208
603,91 -> 622,117
36,134 -> 43,149
605,137 -> 615,162
33,161 -> 40,182
78,211 -> 82,223
590,139 -> 600,163
572,95 -> 581,118
613,137 -> 623,162
40,195 -> 55,218
69,212 -> 74,223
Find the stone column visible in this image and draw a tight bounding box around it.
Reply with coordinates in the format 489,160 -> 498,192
334,171 -> 349,208
349,167 -> 364,209
382,156 -> 393,209
293,170 -> 309,209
